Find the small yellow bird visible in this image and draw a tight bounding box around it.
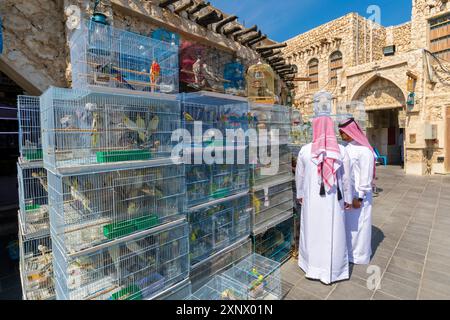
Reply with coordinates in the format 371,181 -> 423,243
184,112 -> 194,122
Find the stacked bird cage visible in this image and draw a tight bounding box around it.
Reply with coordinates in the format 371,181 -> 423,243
40,86 -> 189,300
52,221 -> 189,300
181,92 -> 250,207
190,275 -> 248,300
47,163 -> 186,255
252,216 -> 294,263
189,194 -> 251,266
222,253 -> 282,300
70,19 -> 179,94
43,22 -> 189,299
40,87 -> 181,173
190,238 -> 252,292
18,232 -> 54,300
180,92 -> 252,280
17,95 -> 55,300
248,103 -> 294,255
152,279 -> 191,300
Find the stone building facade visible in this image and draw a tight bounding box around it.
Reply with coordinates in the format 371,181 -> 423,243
283,0 -> 450,176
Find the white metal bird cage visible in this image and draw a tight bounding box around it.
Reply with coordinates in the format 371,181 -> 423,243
248,103 -> 292,146
252,216 -> 294,264
180,92 -> 250,207
250,144 -> 293,189
188,194 -> 251,266
17,95 -> 42,162
189,275 -> 248,300
222,253 -> 282,300
190,238 -> 252,292
17,162 -> 49,237
70,19 -> 179,93
53,221 -> 189,300
19,232 -> 55,300
40,87 -> 182,174
251,180 -> 294,235
47,163 -> 186,255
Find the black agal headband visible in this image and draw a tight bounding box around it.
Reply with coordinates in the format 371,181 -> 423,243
338,117 -> 356,129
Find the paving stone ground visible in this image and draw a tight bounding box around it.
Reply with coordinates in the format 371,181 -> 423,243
282,166 -> 450,300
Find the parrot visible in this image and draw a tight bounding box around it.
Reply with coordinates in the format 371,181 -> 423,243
150,60 -> 161,86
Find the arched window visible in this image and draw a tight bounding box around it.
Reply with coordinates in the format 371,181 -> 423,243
308,58 -> 319,90
329,51 -> 343,86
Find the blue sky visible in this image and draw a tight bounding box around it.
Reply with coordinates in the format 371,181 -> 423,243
209,0 -> 412,42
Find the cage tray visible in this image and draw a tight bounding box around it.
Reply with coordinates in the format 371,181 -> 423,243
111,284 -> 143,301
96,150 -> 152,163
103,215 -> 160,239
23,149 -> 43,161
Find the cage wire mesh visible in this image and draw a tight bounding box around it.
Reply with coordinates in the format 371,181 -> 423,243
222,253 -> 282,300
251,180 -> 294,232
248,103 -> 292,146
189,275 -> 248,300
250,144 -> 293,190
53,221 -> 189,300
188,194 -> 251,265
40,87 -> 182,172
17,163 -> 50,237
154,280 -> 191,300
17,95 -> 43,162
70,19 -> 179,93
180,41 -> 238,93
19,232 -> 55,300
47,163 -> 186,255
190,238 -> 252,292
253,216 -> 294,263
181,92 -> 250,207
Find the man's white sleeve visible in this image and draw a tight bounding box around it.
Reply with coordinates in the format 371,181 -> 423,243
357,148 -> 375,199
295,150 -> 305,199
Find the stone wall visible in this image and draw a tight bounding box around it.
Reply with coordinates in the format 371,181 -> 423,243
0,0 -> 68,94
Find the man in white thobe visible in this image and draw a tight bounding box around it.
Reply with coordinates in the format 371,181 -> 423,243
296,116 -> 352,284
339,118 -> 376,265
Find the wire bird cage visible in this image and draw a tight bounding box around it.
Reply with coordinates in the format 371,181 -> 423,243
19,232 -> 55,300
250,144 -> 293,190
18,96 -> 43,162
154,280 -> 191,300
70,19 -> 179,93
222,253 -> 282,300
189,275 -> 248,301
40,87 -> 182,173
253,217 -> 294,263
17,163 -> 49,237
181,92 -> 250,207
47,164 -> 186,255
248,103 -> 292,146
190,238 -> 252,292
251,180 -> 293,234
189,194 -> 251,266
53,221 -> 189,300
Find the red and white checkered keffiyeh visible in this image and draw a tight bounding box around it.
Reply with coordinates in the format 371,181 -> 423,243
311,116 -> 342,192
